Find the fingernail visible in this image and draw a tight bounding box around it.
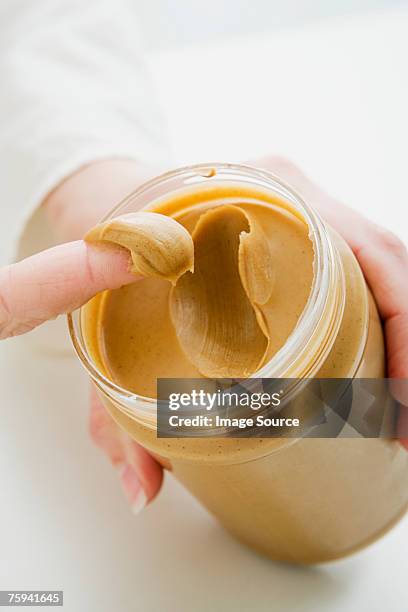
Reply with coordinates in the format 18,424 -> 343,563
118,463 -> 147,515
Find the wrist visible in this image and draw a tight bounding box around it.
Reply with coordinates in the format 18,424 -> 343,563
44,159 -> 158,242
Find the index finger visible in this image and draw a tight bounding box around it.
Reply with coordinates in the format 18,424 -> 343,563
0,241 -> 136,339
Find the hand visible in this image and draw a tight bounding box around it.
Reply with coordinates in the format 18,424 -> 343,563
44,159 -> 165,513
0,159 -> 159,339
0,159 -> 164,513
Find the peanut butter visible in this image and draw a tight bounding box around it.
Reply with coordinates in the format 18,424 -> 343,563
84,193 -> 314,393
75,169 -> 407,564
85,211 -> 194,284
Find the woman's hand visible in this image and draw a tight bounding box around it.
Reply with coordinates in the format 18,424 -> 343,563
0,159 -> 164,513
44,159 -> 166,513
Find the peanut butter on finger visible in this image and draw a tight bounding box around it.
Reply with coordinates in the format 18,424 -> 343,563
85,211 -> 194,285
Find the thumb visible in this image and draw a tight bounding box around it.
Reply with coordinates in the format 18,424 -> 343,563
0,240 -> 136,339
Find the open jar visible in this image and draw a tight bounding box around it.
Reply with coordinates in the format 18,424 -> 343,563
69,164 -> 408,563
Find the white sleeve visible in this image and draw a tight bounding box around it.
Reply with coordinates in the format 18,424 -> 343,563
0,0 -> 168,262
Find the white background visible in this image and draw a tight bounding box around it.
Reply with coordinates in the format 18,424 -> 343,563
0,3 -> 407,612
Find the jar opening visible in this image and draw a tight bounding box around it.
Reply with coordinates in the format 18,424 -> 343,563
68,163 -> 346,420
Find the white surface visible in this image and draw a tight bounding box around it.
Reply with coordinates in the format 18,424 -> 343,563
1,7 -> 407,612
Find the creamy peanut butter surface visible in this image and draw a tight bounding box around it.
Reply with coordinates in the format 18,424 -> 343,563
84,187 -> 314,396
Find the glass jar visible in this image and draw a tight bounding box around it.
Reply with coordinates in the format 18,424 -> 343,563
68,164 -> 408,564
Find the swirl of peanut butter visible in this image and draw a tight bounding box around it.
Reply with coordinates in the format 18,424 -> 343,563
85,207 -> 278,378
170,205 -> 274,377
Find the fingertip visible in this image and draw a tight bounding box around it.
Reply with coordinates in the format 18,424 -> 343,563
124,440 -> 164,504
118,463 -> 148,515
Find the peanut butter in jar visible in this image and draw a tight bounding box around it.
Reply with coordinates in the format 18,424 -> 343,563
69,164 -> 408,564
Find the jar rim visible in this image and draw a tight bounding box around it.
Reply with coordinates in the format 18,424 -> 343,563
68,162 -> 346,416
